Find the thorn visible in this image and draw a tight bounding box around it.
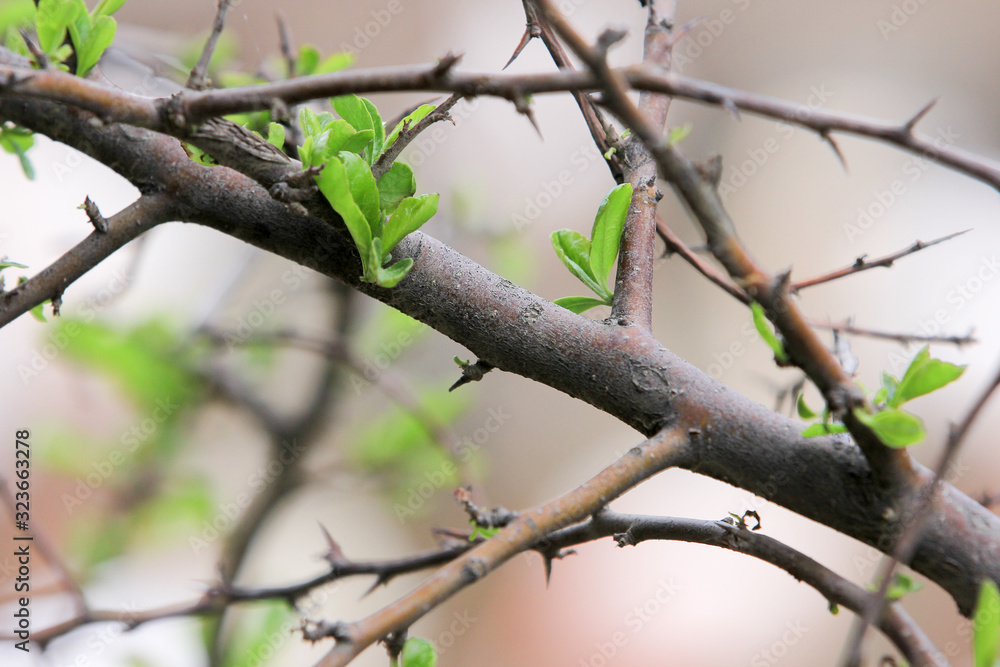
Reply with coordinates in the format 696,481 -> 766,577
820,131 -> 848,172
903,97 -> 939,134
666,16 -> 705,49
503,25 -> 539,70
318,522 -> 347,566
449,359 -> 495,391
433,52 -> 463,78
51,293 -> 62,318
721,98 -> 741,121
362,574 -> 390,598
544,555 -> 553,586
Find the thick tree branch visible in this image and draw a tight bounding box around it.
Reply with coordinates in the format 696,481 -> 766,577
3,54 -> 999,622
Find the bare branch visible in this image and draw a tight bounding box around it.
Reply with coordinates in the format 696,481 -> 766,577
809,320 -> 977,347
314,427 -> 692,665
791,230 -> 971,293
186,0 -> 233,90
0,195 -> 177,328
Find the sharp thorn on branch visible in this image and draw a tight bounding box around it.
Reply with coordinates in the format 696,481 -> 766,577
821,131 -> 849,172
503,26 -> 538,70
903,97 -> 939,134
79,196 -> 109,233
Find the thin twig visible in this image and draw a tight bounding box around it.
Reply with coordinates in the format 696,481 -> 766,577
792,230 -> 971,293
313,427 -> 692,666
187,0 -> 233,90
810,321 -> 977,347
371,95 -> 461,181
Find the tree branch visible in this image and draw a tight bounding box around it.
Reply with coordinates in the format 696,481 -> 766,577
313,427 -> 692,666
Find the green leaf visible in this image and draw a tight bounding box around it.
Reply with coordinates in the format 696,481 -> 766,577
801,422 -> 849,438
265,122 -> 285,150
299,106 -> 324,138
553,296 -> 608,314
361,97 -> 385,158
74,14 -> 116,76
551,229 -> 605,299
589,183 -> 632,289
381,193 -> 438,255
0,259 -> 29,271
314,51 -> 354,74
853,407 -> 926,448
315,157 -> 373,269
296,44 -> 320,76
0,1 -> 35,34
220,601 -> 294,667
886,572 -> 923,601
401,638 -> 437,667
0,124 -> 35,179
796,393 -> 816,419
30,300 -> 49,322
891,346 -> 966,407
331,95 -> 385,162
35,0 -> 82,55
384,103 -> 436,153
667,123 -> 693,146
974,579 -> 1000,667
377,162 -> 416,214
750,302 -> 789,363
339,151 -> 381,233
376,258 -> 414,288
92,0 -> 127,19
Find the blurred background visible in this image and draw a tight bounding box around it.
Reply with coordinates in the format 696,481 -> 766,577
2,0 -> 1000,665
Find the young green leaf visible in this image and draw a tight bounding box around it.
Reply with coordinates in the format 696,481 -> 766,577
332,94 -> 383,159
974,579 -> 1000,667
0,124 -> 35,180
796,393 -> 816,419
401,638 -> 437,667
30,300 -> 49,322
92,0 -> 126,19
879,370 -> 900,406
551,229 -> 605,299
296,44 -> 320,76
0,259 -> 29,271
750,302 -> 789,363
314,51 -> 353,74
265,122 -> 285,150
853,407 -> 926,448
381,193 -> 438,255
553,296 -> 608,314
375,258 -> 414,288
315,157 -> 373,264
667,123 -> 693,146
384,103 -> 436,153
338,151 -> 381,233
299,106 -> 324,138
35,0 -> 81,55
377,162 -> 416,215
589,183 -> 633,289
891,346 -> 966,407
801,422 -> 849,438
72,13 -> 116,76
360,97 -> 385,157
886,572 -> 923,601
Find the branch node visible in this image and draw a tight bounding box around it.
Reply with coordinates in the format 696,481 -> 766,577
433,52 -> 463,79
449,359 -> 495,391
